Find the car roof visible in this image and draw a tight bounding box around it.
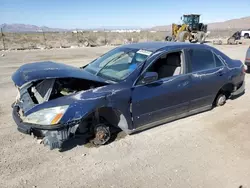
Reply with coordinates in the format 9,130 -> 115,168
121,41 -> 204,52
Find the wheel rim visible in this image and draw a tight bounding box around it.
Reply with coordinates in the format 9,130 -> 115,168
217,95 -> 226,106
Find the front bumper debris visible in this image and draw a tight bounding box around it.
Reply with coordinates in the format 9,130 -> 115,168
12,105 -> 79,150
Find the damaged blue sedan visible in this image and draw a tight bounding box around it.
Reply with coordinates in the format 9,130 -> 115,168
11,42 -> 245,150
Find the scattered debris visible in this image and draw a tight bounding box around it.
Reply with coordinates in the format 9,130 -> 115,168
60,45 -> 70,49
226,31 -> 243,45
45,45 -> 53,49
37,139 -> 43,144
212,40 -> 223,45
83,41 -> 89,47
1,54 -> 5,57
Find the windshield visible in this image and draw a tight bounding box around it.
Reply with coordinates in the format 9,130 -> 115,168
84,47 -> 152,82
183,15 -> 199,25
183,16 -> 192,25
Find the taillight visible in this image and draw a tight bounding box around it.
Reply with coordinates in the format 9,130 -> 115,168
242,66 -> 246,73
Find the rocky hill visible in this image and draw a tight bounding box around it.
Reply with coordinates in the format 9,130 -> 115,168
0,23 -> 68,32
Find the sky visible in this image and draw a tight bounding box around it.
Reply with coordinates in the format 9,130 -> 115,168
1,0 -> 250,29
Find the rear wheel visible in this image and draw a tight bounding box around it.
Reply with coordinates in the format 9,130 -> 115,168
214,93 -> 227,107
244,33 -> 249,39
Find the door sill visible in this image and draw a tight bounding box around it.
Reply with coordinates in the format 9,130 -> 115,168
129,105 -> 212,134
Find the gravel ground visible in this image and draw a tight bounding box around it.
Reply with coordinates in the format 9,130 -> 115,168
0,44 -> 250,188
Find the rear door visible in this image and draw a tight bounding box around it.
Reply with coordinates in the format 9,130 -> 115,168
186,47 -> 228,110
245,47 -> 250,68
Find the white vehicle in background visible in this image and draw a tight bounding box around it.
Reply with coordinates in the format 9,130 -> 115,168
241,30 -> 250,39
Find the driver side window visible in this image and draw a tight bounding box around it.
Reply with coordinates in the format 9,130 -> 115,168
136,51 -> 183,85
146,51 -> 183,80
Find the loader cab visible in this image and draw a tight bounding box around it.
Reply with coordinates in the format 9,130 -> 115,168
182,14 -> 200,31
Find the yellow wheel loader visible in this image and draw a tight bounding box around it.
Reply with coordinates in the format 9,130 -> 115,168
165,14 -> 208,44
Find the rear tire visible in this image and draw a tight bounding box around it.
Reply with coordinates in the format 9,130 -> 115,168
215,93 -> 226,107
244,33 -> 249,39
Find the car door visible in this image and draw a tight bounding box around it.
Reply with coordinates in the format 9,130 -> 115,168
131,49 -> 192,128
245,46 -> 250,69
186,47 -> 228,111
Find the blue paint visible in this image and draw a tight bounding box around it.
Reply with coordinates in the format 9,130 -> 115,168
11,42 -> 245,133
12,61 -> 110,87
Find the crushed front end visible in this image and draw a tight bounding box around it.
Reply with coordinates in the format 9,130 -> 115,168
12,104 -> 80,149
11,79 -> 81,150
10,61 -> 111,150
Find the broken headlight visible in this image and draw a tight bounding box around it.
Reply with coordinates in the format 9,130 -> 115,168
23,105 -> 69,125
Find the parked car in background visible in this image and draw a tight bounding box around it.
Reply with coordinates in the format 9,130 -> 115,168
245,46 -> 250,72
11,42 -> 246,150
241,30 -> 250,39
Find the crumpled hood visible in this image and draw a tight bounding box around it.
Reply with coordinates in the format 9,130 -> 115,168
12,61 -> 108,87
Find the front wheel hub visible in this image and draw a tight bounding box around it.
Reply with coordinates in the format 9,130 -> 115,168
93,124 -> 111,145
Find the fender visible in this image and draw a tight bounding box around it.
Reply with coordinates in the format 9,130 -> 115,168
60,86 -> 133,134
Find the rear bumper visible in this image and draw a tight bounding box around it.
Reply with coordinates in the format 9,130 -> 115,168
231,81 -> 245,96
12,105 -> 79,149
245,61 -> 250,66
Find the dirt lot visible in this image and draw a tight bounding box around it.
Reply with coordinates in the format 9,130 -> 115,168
0,30 -> 244,50
0,44 -> 250,188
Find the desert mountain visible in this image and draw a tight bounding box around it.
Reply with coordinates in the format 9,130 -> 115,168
0,23 -> 69,32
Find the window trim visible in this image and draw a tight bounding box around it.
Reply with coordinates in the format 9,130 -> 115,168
211,50 -> 227,67
187,48 -> 226,74
132,49 -> 186,87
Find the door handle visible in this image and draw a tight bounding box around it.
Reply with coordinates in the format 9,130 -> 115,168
183,81 -> 190,86
178,80 -> 190,87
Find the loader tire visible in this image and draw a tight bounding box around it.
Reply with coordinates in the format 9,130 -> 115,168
178,31 -> 190,42
165,36 -> 172,41
197,32 -> 206,44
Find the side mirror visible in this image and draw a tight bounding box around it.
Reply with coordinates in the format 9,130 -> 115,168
140,72 -> 158,84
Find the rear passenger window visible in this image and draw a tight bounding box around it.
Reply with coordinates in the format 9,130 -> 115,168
189,49 -> 216,72
214,53 -> 224,67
